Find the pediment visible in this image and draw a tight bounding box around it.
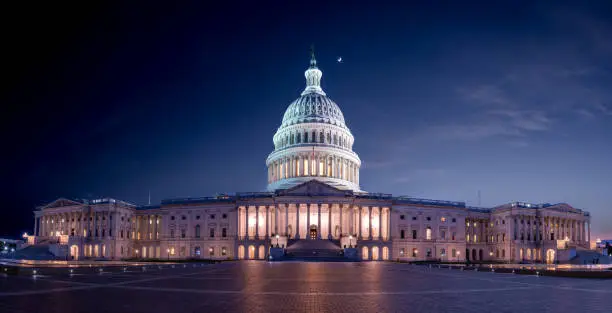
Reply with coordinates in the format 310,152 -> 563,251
43,198 -> 84,209
278,180 -> 351,197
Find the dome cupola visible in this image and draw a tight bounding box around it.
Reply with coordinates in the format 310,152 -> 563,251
266,50 -> 362,192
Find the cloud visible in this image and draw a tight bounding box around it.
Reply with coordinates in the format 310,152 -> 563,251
459,85 -> 512,108
361,160 -> 396,169
487,109 -> 552,131
594,102 -> 612,116
394,168 -> 446,184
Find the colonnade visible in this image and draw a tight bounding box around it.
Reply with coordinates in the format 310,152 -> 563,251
38,211 -> 115,238
238,204 -> 390,241
268,153 -> 359,185
510,215 -> 589,245
133,215 -> 160,240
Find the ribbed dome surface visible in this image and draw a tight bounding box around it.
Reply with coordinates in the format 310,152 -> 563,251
281,93 -> 346,128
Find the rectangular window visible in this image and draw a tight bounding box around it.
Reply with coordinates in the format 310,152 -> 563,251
400,230 -> 405,239
412,248 -> 417,257
440,230 -> 445,240
209,247 -> 215,256
222,247 -> 227,256
222,228 -> 227,238
400,248 -> 405,256
210,228 -> 215,238
181,229 -> 186,238
426,248 -> 432,258
170,229 -> 175,238
452,232 -> 456,240
412,230 -> 417,239
452,249 -> 457,257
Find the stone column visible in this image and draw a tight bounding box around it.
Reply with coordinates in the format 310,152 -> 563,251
587,222 -> 590,245
317,204 -> 322,239
339,205 -> 343,237
368,206 -> 373,240
378,207 -> 382,240
387,208 -> 391,240
285,204 -> 289,237
306,204 -> 311,240
255,206 -> 260,239
275,205 -> 279,235
296,204 -> 300,239
357,206 -> 363,239
244,206 -> 249,240
327,205 -> 332,239
265,206 -> 270,239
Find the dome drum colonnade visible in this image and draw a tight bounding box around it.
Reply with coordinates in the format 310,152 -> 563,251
266,51 -> 361,192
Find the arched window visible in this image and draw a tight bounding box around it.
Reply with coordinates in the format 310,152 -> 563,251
304,132 -> 309,143
320,132 -> 324,143
372,246 -> 379,260
195,225 -> 200,238
238,245 -> 245,259
382,247 -> 389,260
296,133 -> 301,143
426,227 -> 432,240
312,131 -> 316,142
333,134 -> 338,145
362,246 -> 369,260
248,245 -> 255,259
326,132 -> 331,143
290,134 -> 294,144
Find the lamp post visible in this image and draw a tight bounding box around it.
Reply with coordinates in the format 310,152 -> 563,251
349,235 -> 353,248
166,248 -> 170,261
275,234 -> 280,248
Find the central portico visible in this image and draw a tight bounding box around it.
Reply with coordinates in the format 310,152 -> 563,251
237,180 -> 392,247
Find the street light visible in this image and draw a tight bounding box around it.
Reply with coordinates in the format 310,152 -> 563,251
275,234 -> 280,248
349,235 -> 353,248
166,248 -> 170,261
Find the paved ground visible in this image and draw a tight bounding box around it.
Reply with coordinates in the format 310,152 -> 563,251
0,261 -> 610,313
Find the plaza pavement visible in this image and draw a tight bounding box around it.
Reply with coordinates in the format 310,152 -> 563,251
0,261 -> 610,313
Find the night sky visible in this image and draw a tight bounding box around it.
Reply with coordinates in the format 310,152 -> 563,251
3,2 -> 611,239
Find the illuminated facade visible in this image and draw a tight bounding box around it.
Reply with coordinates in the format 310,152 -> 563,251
30,54 -> 592,263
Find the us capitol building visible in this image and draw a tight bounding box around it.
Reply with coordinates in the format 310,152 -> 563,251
29,53 -> 592,264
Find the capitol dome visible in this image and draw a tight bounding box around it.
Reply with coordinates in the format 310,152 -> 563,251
266,52 -> 361,191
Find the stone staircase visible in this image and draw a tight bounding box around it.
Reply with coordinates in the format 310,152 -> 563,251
570,248 -> 612,265
11,244 -> 59,260
284,239 -> 351,262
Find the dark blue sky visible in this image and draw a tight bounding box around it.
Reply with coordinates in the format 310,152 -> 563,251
2,1 -> 611,238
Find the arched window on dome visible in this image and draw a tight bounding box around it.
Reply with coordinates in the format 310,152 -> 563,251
290,134 -> 294,145
320,131 -> 324,143
333,134 -> 338,145
304,132 -> 308,143
296,133 -> 301,143
312,131 -> 316,143
326,132 -> 331,144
